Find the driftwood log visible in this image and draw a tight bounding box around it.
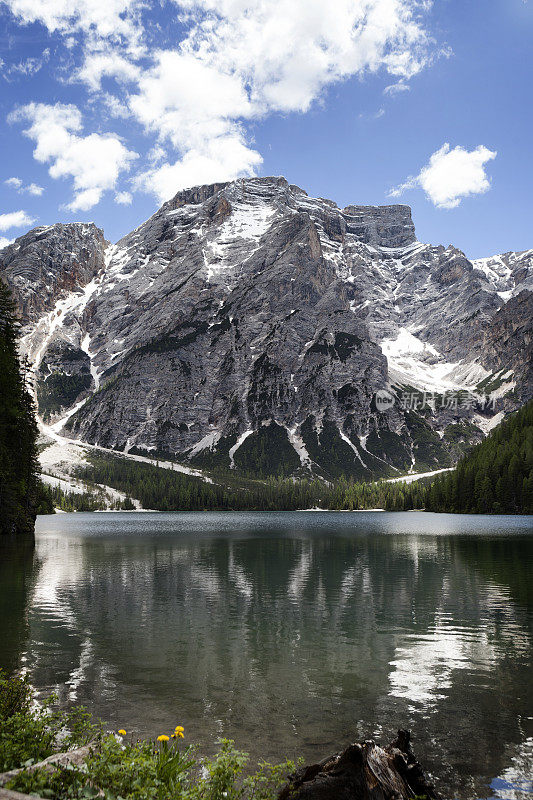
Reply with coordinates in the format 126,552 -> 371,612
278,730 -> 440,800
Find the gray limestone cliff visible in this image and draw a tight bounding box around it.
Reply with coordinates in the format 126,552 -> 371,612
1,177 -> 530,479
0,223 -> 106,326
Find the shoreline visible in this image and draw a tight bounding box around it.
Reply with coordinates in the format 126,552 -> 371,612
38,508 -> 533,517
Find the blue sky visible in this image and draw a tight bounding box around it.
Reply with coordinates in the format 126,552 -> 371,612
0,0 -> 531,258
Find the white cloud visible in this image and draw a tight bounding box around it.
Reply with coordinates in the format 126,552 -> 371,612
68,188 -> 102,211
0,209 -> 35,231
115,190 -> 132,204
26,182 -> 45,195
135,138 -> 263,202
5,176 -> 45,195
389,174 -> 418,196
0,237 -> 15,249
389,143 -> 497,208
129,49 -> 259,201
384,81 -> 410,95
127,0 -> 439,201
9,102 -> 138,211
358,107 -> 385,120
4,48 -> 50,77
5,177 -> 23,189
129,51 -> 253,150
101,93 -> 131,118
5,0 -> 444,205
177,0 -> 435,110
77,52 -> 141,91
3,0 -> 142,43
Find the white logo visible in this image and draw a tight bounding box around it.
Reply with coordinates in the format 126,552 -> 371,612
375,390 -> 395,411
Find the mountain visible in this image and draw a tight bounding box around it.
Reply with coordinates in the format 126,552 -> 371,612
1,176 -> 531,481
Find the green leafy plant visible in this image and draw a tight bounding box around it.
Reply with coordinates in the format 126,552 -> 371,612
0,669 -> 98,772
8,736 -> 295,800
2,672 -> 295,800
194,738 -> 249,800
0,668 -> 32,720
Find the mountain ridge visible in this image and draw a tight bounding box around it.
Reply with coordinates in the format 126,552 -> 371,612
1,176 -> 531,481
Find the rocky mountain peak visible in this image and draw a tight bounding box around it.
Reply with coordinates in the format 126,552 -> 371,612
1,177 -> 530,481
160,176 -> 417,249
0,222 -> 106,327
342,203 -> 416,248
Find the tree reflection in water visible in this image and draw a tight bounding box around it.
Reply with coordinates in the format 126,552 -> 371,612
2,511 -> 532,800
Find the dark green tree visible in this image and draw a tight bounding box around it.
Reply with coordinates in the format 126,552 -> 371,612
0,282 -> 39,535
425,399 -> 533,515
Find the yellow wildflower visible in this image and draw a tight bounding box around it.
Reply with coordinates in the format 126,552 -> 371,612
175,726 -> 184,733
157,735 -> 169,742
118,730 -> 126,736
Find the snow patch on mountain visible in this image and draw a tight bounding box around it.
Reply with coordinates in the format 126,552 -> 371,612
189,430 -> 221,457
81,332 -> 100,390
229,429 -> 254,468
206,201 -> 276,280
382,328 -> 489,393
338,428 -> 367,468
40,415 -> 211,488
473,248 -> 533,298
286,425 -> 313,468
386,467 -> 453,485
473,411 -> 505,434
383,329 -> 440,360
23,275 -> 101,370
473,255 -> 512,290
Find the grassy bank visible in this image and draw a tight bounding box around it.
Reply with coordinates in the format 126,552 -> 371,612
0,671 -> 296,800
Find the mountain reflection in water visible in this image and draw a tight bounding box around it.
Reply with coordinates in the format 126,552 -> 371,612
1,511 -> 532,800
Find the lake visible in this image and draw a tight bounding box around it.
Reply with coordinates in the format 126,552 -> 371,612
1,511 -> 532,799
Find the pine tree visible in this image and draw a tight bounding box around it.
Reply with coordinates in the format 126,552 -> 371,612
0,281 -> 39,535
423,399 -> 533,515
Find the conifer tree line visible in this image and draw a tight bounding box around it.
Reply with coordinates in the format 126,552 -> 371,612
75,399 -> 533,515
71,454 -> 440,513
423,399 -> 533,514
0,282 -> 40,534
39,482 -> 136,512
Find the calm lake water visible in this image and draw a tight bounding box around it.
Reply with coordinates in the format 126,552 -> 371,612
1,511 -> 532,799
